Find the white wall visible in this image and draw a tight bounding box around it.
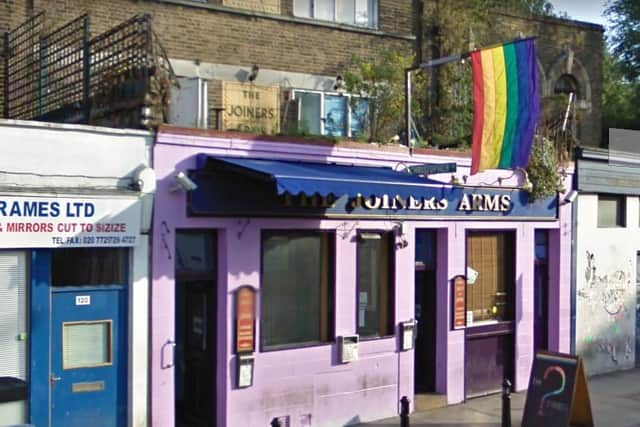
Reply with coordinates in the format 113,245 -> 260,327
0,120 -> 151,190
575,194 -> 639,375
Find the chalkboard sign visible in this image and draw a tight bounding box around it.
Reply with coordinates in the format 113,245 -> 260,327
522,351 -> 593,427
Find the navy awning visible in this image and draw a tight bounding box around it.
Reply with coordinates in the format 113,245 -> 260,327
196,154 -> 446,199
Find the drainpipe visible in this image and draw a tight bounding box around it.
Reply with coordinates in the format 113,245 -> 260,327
570,171 -> 578,354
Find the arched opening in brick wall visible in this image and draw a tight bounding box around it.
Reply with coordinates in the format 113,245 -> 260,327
544,52 -> 592,149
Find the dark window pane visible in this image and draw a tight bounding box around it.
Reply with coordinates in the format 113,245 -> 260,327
175,232 -> 216,274
415,230 -> 436,270
357,232 -> 394,337
261,231 -> 334,349
52,248 -> 127,286
534,230 -> 548,262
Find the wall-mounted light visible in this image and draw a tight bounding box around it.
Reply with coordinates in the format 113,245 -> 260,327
247,64 -> 259,82
563,189 -> 578,204
393,222 -> 408,249
169,171 -> 198,193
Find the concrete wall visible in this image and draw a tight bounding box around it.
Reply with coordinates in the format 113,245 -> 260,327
575,194 -> 638,375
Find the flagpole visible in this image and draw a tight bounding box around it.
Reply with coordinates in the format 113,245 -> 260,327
404,36 -> 536,150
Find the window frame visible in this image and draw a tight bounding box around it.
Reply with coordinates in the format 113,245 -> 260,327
292,89 -> 369,138
356,230 -> 396,340
293,0 -> 379,29
597,194 -> 626,228
260,229 -> 336,351
465,231 -> 516,326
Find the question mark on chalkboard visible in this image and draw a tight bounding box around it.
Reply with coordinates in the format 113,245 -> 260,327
538,366 -> 566,416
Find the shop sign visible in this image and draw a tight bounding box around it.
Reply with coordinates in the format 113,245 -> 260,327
235,286 -> 256,354
223,82 -> 280,134
189,172 -> 559,220
0,196 -> 140,248
452,275 -> 466,329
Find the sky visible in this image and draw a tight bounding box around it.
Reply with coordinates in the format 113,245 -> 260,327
550,0 -> 608,27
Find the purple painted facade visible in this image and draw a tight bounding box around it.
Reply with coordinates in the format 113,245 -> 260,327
151,127 -> 573,427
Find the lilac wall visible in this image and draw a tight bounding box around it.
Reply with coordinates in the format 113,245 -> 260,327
151,130 -> 574,425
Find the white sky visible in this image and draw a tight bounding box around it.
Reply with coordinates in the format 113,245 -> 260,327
550,0 -> 608,26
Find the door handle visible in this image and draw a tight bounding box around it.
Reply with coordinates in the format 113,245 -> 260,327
50,375 -> 61,384
161,339 -> 176,369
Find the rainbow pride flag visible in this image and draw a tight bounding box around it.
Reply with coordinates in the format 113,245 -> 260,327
470,38 -> 540,174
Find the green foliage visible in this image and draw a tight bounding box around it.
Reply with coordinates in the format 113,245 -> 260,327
605,0 -> 640,81
602,48 -> 640,140
344,51 -> 421,143
482,0 -> 556,16
526,135 -> 563,201
342,0 -> 567,148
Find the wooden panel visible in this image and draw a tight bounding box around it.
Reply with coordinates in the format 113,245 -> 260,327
222,82 -> 280,134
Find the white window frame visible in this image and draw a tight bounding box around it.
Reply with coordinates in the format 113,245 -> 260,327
293,0 -> 379,29
292,89 -> 368,138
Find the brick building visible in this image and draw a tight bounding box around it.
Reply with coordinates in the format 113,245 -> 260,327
1,1 -> 602,145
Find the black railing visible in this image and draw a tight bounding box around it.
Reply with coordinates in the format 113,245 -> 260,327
4,12 -> 46,119
4,12 -> 175,128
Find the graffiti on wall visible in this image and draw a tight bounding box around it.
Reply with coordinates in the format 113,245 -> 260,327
578,251 -> 634,368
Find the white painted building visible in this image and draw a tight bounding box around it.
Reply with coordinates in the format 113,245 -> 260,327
0,120 -> 154,427
574,138 -> 640,375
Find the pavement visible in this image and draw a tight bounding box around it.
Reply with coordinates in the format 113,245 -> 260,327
355,368 -> 640,427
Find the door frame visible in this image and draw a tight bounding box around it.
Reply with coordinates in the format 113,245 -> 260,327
29,249 -> 131,427
173,230 -> 219,427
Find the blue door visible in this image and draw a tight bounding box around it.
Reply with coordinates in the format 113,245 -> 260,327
50,286 -> 127,427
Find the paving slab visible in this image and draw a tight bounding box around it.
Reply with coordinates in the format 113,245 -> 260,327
356,368 -> 640,427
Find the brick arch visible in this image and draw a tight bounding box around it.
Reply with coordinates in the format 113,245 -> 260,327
546,51 -> 592,105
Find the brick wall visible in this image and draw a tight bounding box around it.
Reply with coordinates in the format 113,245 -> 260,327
26,0 -> 413,76
1,1 -> 602,146
495,12 -> 604,147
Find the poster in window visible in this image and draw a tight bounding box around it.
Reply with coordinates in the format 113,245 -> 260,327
235,286 -> 256,353
452,275 -> 466,329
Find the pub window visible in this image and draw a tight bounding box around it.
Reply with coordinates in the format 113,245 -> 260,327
293,90 -> 369,138
357,231 -> 395,338
466,232 -> 515,325
293,0 -> 378,28
598,195 -> 626,228
261,231 -> 335,350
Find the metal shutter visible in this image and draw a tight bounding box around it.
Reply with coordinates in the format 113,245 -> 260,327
0,251 -> 27,380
